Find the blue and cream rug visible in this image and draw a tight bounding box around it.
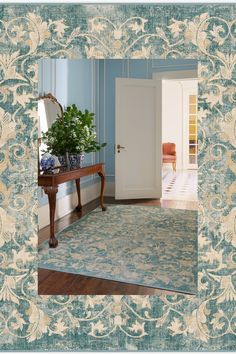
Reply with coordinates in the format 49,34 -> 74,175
38,205 -> 198,294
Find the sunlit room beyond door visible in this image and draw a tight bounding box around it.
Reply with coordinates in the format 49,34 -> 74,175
161,77 -> 198,203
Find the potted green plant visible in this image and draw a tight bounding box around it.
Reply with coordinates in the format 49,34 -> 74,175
42,104 -> 106,167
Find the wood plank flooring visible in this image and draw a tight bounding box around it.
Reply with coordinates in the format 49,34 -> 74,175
38,197 -> 198,295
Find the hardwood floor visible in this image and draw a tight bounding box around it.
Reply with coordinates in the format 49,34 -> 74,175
38,197 -> 198,295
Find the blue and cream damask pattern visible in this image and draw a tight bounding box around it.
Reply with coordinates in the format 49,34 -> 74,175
39,205 -> 198,294
0,3 -> 235,351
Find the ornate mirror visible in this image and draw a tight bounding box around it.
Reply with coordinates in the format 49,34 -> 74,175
37,93 -> 63,167
38,93 -> 63,136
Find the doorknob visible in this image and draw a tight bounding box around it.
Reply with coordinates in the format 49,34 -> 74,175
117,144 -> 125,153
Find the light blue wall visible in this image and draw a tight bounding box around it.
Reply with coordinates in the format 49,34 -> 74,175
66,60 -> 98,191
67,60 -> 93,109
39,58 -> 197,206
38,59 -> 68,107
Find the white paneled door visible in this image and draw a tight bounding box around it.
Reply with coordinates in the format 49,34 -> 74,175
115,78 -> 162,199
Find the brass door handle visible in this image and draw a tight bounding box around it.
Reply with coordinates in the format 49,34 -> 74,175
117,144 -> 125,153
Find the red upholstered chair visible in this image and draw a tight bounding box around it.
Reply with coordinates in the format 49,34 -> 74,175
162,143 -> 176,171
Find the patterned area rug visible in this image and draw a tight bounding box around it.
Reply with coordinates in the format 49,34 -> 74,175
38,205 -> 198,294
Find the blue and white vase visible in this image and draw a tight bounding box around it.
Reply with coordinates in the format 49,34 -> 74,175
58,155 -> 67,166
40,153 -> 55,171
51,155 -> 61,173
57,153 -> 85,168
69,153 -> 85,168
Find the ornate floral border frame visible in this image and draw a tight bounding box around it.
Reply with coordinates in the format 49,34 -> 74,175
0,4 -> 235,351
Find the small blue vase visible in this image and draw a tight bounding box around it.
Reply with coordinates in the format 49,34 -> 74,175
58,155 -> 66,166
40,153 -> 55,171
69,153 -> 84,168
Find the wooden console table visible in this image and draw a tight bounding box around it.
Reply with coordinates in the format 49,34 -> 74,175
38,163 -> 106,248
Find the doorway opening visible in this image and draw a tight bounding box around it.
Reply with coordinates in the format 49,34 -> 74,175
158,72 -> 198,203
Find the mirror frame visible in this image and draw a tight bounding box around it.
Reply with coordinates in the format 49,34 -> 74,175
37,93 -> 64,171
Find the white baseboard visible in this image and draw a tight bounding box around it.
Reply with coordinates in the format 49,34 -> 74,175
38,182 -> 100,230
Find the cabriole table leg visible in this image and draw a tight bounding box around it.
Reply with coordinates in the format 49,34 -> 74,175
98,171 -> 107,211
43,186 -> 58,248
75,178 -> 82,212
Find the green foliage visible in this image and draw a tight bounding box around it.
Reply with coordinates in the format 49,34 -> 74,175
42,104 -> 106,155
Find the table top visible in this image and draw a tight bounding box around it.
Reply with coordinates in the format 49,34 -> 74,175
38,162 -> 104,186
39,162 -> 104,175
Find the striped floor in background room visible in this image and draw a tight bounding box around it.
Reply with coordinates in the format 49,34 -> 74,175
162,169 -> 197,202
